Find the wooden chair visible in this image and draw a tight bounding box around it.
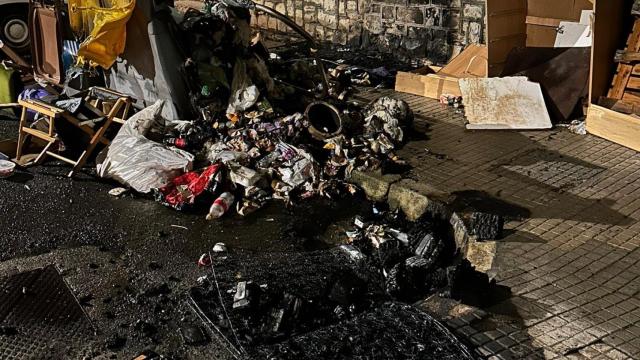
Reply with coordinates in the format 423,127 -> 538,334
15,87 -> 131,177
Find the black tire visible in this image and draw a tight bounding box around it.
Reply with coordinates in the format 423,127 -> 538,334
0,5 -> 30,54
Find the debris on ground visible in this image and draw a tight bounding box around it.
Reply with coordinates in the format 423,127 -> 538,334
188,203 -> 496,357
558,119 -> 587,135
0,159 -> 15,178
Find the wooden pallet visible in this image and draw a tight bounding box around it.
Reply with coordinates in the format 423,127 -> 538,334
608,18 -> 640,106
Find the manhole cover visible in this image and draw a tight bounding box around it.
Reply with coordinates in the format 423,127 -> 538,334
494,149 -> 605,190
0,265 -> 95,359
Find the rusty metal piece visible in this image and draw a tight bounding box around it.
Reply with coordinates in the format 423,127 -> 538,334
305,101 -> 342,140
253,3 -> 331,99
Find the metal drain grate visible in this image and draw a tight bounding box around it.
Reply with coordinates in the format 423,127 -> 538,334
0,265 -> 95,359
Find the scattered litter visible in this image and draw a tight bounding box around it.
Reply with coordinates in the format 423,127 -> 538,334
206,192 -> 235,220
212,243 -> 227,253
0,159 -> 16,178
232,281 -> 253,310
558,119 -> 587,135
197,254 -> 212,267
108,187 -> 128,197
170,225 -> 189,230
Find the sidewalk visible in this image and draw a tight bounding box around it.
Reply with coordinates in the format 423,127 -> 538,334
354,88 -> 640,359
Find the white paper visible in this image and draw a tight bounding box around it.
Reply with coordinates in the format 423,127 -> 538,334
579,10 -> 593,25
555,21 -> 592,48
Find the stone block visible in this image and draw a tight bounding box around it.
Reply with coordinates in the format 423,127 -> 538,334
338,18 -> 350,30
304,9 -> 318,24
323,0 -> 336,12
397,6 -> 424,24
463,3 -> 483,19
256,14 -> 269,28
465,237 -> 497,274
364,14 -> 384,34
318,11 -> 338,29
388,179 -> 449,221
304,22 -> 316,34
347,22 -> 363,44
349,170 -> 401,202
338,1 -> 347,16
387,23 -> 406,36
382,6 -> 395,20
325,29 -> 335,39
452,211 -> 504,241
286,0 -> 295,15
275,2 -> 286,14
346,0 -> 358,13
267,16 -> 278,29
333,29 -> 348,45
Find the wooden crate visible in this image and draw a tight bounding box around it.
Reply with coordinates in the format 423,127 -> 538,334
585,0 -> 640,152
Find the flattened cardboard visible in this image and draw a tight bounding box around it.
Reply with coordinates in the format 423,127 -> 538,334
460,77 -> 552,130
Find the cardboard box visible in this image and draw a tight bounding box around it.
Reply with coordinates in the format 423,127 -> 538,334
395,0 -> 593,99
395,45 -> 488,99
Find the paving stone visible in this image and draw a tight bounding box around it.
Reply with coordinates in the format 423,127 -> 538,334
349,170 -> 401,202
387,179 -> 449,221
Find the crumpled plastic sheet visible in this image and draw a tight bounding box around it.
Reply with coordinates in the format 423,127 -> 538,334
202,140 -> 250,165
558,119 -> 586,135
227,59 -> 260,115
363,97 -> 413,143
96,100 -> 194,193
273,142 -> 318,188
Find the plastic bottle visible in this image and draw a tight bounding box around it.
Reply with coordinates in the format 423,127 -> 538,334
206,192 -> 235,220
164,137 -> 188,149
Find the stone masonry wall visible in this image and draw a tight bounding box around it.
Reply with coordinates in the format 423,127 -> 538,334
252,0 -> 486,65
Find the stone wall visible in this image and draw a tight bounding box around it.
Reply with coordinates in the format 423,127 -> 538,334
252,0 -> 487,65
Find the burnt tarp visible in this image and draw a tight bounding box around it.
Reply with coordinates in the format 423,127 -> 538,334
105,0 -> 191,120
500,47 -> 591,123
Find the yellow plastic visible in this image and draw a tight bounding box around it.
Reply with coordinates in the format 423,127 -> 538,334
68,0 -> 136,69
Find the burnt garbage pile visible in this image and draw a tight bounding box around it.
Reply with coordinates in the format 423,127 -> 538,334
190,205 -> 490,358
5,1 -> 415,220
95,2 -> 414,220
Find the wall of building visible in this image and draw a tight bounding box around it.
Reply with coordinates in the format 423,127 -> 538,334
252,0 -> 487,65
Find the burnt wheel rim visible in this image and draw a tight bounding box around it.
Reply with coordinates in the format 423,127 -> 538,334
3,18 -> 28,46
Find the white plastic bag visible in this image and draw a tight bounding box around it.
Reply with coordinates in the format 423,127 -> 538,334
96,100 -> 193,193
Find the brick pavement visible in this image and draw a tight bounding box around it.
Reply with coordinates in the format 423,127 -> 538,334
356,88 -> 640,359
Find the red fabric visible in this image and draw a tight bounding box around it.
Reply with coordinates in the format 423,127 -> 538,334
157,163 -> 222,208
